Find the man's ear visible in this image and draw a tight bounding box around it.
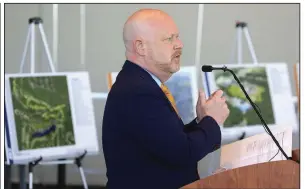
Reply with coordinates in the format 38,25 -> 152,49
134,39 -> 146,56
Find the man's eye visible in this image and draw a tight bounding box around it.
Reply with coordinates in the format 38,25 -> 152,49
166,36 -> 175,42
164,35 -> 179,42
167,37 -> 173,41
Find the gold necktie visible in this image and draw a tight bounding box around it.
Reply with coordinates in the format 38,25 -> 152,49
161,83 -> 180,116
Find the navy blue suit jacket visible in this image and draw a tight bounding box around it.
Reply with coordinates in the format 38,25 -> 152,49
102,60 -> 221,189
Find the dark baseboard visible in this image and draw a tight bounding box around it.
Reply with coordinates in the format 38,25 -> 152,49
11,183 -> 107,189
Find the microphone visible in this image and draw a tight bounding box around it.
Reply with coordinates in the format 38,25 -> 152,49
201,65 -> 223,72
201,65 -> 299,164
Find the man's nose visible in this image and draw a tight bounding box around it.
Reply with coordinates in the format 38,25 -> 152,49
174,39 -> 183,49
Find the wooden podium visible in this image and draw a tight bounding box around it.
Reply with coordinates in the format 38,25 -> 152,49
182,149 -> 300,189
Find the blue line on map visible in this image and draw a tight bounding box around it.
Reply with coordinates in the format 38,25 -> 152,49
32,124 -> 57,138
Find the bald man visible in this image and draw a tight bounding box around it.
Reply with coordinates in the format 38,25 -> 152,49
102,9 -> 229,189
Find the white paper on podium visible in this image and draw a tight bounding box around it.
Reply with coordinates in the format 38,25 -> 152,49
220,126 -> 292,169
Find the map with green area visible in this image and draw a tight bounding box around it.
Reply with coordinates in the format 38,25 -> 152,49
213,67 -> 275,127
9,76 -> 75,150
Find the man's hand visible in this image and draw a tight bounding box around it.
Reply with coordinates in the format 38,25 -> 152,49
196,89 -> 230,125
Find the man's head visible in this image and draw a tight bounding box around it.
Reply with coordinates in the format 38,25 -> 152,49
123,9 -> 183,82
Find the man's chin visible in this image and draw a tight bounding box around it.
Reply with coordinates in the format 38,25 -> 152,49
174,62 -> 181,71
170,65 -> 180,74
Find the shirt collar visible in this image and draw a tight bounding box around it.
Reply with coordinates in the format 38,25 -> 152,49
144,69 -> 162,87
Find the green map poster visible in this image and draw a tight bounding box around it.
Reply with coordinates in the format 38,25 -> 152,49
9,76 -> 75,150
213,67 -> 275,128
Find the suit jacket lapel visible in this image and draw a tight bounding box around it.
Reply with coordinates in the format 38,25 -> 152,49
122,60 -> 182,122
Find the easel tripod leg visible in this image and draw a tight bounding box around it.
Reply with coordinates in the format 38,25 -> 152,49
75,150 -> 88,189
19,165 -> 26,189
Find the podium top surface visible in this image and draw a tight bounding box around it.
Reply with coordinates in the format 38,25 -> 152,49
182,158 -> 299,189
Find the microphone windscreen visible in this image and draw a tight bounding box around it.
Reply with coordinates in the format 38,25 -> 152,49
201,65 -> 213,72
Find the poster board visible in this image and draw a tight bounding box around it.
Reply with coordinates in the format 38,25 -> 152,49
201,63 -> 298,137
293,62 -> 299,111
107,66 -> 198,124
5,72 -> 99,164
